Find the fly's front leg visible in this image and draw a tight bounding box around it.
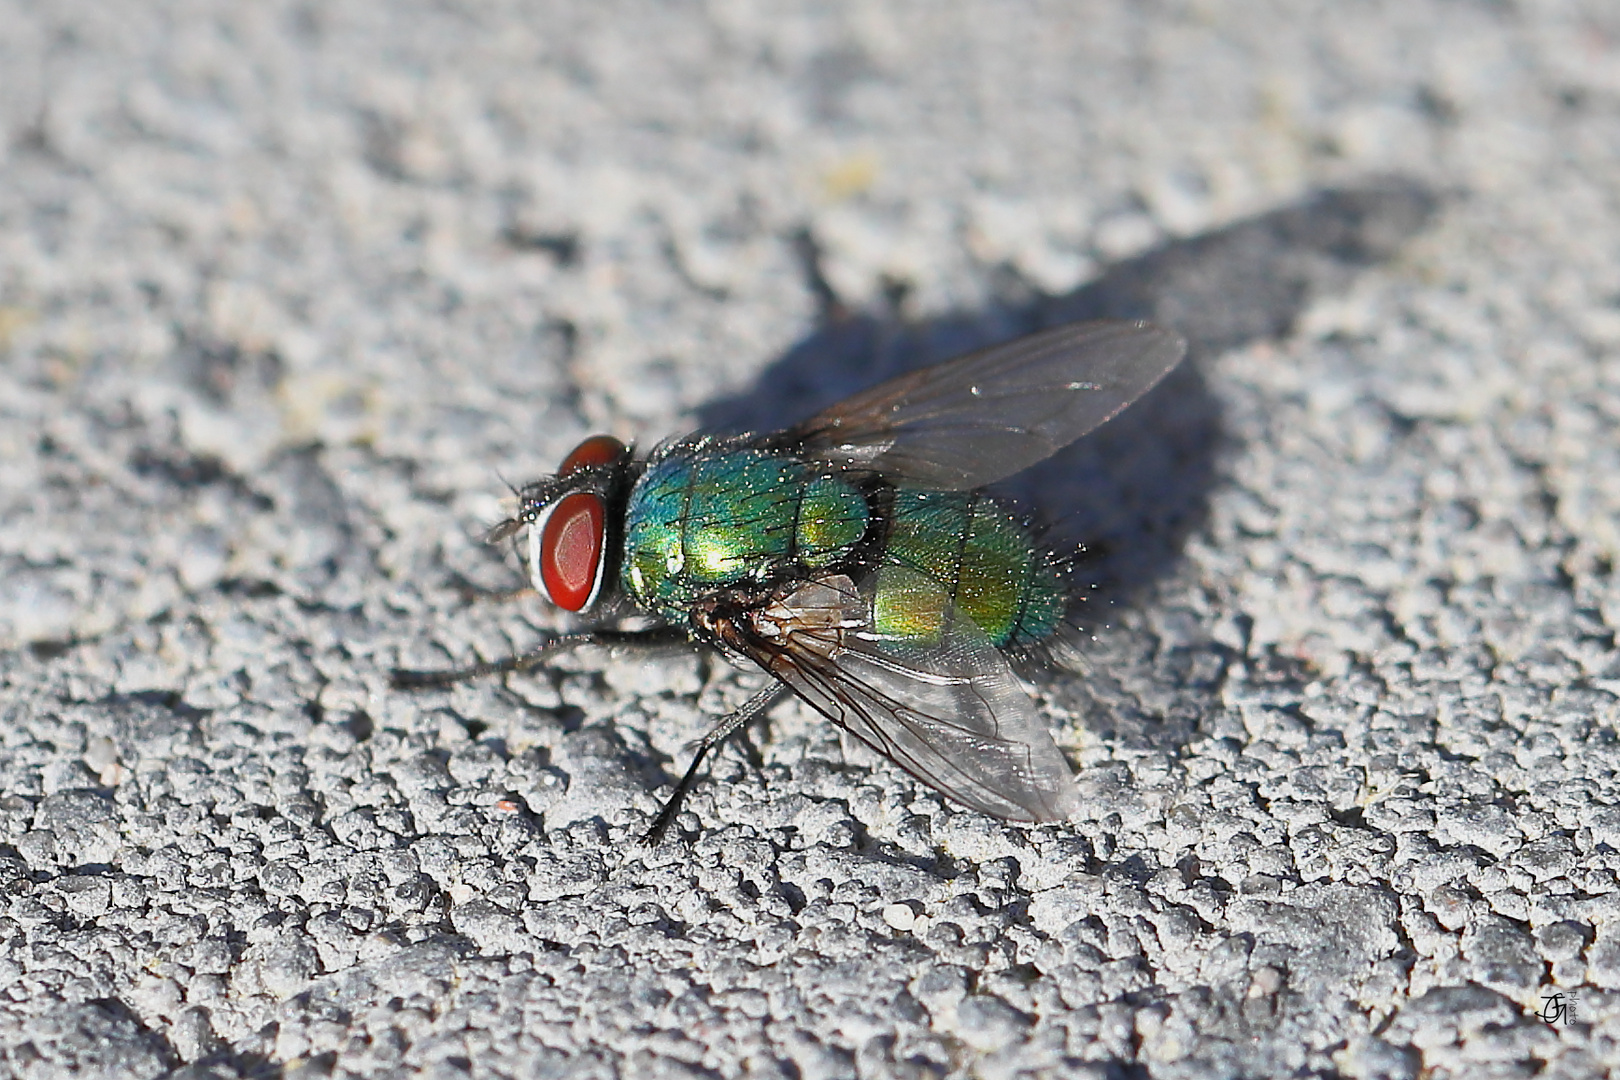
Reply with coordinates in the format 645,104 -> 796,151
643,684 -> 786,846
445,577 -> 533,605
391,627 -> 689,688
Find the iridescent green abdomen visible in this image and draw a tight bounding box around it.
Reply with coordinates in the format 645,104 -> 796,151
872,490 -> 1064,648
623,448 -> 870,620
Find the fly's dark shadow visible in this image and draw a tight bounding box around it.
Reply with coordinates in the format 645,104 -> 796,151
699,178 -> 1438,746
702,178 -> 1436,601
707,178 -> 1438,431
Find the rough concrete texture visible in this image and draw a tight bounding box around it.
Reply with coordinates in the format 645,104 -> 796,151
1,1 -> 1618,1077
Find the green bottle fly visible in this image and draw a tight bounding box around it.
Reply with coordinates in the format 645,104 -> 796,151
396,320 -> 1186,841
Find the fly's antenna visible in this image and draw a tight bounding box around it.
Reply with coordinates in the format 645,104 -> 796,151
481,471 -> 529,544
484,480 -> 553,543
485,516 -> 524,544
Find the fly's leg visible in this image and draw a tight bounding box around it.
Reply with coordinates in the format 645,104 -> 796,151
390,627 -> 689,688
643,684 -> 786,846
436,569 -> 535,605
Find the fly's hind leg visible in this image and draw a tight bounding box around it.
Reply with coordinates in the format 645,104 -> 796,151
391,627 -> 689,688
643,684 -> 786,846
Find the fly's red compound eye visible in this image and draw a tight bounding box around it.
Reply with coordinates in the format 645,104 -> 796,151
558,434 -> 625,477
537,491 -> 607,612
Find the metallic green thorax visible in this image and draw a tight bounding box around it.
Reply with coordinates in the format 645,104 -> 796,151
623,449 -> 870,616
622,448 -> 1065,648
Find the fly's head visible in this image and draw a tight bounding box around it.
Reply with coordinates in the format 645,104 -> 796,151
488,434 -> 633,613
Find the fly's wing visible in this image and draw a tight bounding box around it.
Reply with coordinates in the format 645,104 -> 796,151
778,320 -> 1185,490
735,576 -> 1081,822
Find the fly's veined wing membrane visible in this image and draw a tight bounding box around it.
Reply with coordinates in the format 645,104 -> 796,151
782,320 -> 1186,491
733,575 -> 1081,822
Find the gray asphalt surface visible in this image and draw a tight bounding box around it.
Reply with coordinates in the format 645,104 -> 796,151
2,2 -> 1618,1077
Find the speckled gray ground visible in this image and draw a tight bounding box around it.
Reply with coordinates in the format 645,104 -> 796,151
1,1 -> 1618,1078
